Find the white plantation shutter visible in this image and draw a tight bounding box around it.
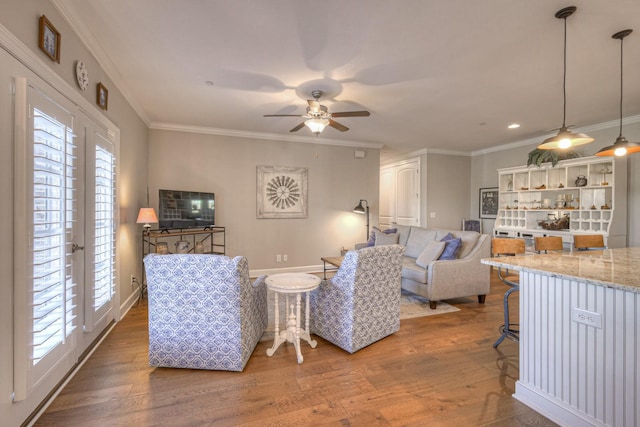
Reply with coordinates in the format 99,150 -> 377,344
84,131 -> 116,331
14,79 -> 78,400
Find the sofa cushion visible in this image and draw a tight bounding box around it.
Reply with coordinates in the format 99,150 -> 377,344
416,241 -> 446,268
374,230 -> 399,246
395,225 -> 412,247
405,228 -> 439,258
439,237 -> 462,260
402,257 -> 428,284
453,231 -> 480,258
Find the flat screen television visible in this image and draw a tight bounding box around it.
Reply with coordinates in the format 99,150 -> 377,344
158,189 -> 215,229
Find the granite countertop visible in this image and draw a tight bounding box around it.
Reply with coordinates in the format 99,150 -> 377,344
481,247 -> 640,293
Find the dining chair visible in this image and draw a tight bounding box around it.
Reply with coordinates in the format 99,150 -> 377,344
573,234 -> 606,251
491,238 -> 526,348
534,236 -> 564,253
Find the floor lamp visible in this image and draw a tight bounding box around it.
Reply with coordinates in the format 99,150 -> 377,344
353,199 -> 369,241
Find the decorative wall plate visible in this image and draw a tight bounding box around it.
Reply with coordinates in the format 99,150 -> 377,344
76,60 -> 89,90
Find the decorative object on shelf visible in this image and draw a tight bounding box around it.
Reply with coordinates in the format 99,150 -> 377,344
479,187 -> 498,219
535,184 -> 546,190
156,242 -> 169,254
538,214 -> 570,230
353,199 -> 370,241
136,207 -> 158,232
575,175 -> 587,187
257,165 -> 308,219
527,148 -> 581,167
538,6 -> 593,150
75,60 -> 89,90
506,177 -> 513,191
175,240 -> 190,254
596,29 -> 640,157
97,82 -> 108,110
38,15 -> 61,63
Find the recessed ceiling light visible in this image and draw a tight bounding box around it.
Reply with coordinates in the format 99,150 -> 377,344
205,81 -> 214,86
508,123 -> 520,129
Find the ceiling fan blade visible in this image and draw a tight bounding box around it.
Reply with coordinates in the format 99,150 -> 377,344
330,111 -> 371,118
329,120 -> 349,132
307,99 -> 321,113
289,122 -> 306,132
263,114 -> 304,117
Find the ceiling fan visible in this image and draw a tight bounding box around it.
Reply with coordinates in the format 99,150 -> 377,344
264,90 -> 370,135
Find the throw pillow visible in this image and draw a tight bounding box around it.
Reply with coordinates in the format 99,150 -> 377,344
374,230 -> 399,246
416,241 -> 446,268
440,232 -> 455,242
367,226 -> 398,246
439,237 -> 462,260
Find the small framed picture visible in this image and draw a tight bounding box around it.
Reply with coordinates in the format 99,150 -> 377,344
479,187 -> 499,219
97,82 -> 108,110
38,15 -> 61,63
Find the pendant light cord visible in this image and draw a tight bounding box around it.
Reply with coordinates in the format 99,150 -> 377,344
562,16 -> 568,128
618,36 -> 624,138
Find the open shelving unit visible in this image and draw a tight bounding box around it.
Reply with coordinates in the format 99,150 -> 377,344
493,156 -> 627,250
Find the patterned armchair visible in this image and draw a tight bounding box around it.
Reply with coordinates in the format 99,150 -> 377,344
310,244 -> 405,353
144,253 -> 267,371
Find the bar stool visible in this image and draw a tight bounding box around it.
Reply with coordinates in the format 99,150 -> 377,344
574,234 -> 606,251
534,236 -> 564,253
492,238 -> 526,348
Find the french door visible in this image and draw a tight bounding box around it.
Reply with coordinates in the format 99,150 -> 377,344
13,78 -> 117,400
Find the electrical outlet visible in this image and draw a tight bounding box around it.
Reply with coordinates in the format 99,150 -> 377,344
276,254 -> 282,262
572,307 -> 602,329
430,212 -> 436,218
130,274 -> 136,288
283,254 -> 288,262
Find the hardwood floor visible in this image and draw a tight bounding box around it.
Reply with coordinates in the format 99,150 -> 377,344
34,271 -> 557,426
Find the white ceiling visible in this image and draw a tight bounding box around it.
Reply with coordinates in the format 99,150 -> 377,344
55,0 -> 640,158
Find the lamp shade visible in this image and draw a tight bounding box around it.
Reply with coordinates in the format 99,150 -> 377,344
305,118 -> 329,135
538,126 -> 594,150
136,208 -> 158,227
596,136 -> 640,157
353,200 -> 366,214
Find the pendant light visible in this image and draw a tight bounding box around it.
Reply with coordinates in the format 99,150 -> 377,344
538,6 -> 594,150
596,30 -> 640,157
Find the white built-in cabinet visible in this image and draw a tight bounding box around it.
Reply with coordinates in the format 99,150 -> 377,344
494,156 -> 627,249
380,158 -> 420,228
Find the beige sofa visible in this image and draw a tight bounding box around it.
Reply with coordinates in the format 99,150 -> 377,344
358,225 -> 491,308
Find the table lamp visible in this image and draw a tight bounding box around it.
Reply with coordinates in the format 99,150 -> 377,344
136,207 -> 158,232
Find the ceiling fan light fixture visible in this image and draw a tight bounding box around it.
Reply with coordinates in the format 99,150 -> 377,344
596,29 -> 639,157
538,6 -> 593,150
305,118 -> 329,135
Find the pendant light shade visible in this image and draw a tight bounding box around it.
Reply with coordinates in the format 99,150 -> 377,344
596,29 -> 640,157
538,6 -> 594,150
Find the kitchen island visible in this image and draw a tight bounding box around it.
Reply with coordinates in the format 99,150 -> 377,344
482,248 -> 639,427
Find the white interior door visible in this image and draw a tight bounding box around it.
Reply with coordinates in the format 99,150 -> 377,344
380,158 -> 420,227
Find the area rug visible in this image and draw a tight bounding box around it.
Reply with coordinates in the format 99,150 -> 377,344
261,288 -> 459,341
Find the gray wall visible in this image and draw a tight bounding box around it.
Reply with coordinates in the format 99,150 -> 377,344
148,129 -> 380,271
425,153 -> 472,229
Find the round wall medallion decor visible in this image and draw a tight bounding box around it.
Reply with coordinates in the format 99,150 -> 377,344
266,175 -> 300,209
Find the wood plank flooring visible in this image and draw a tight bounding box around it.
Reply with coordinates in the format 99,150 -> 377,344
34,271 -> 557,426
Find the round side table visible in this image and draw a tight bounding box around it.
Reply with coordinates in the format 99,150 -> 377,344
265,273 -> 320,364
